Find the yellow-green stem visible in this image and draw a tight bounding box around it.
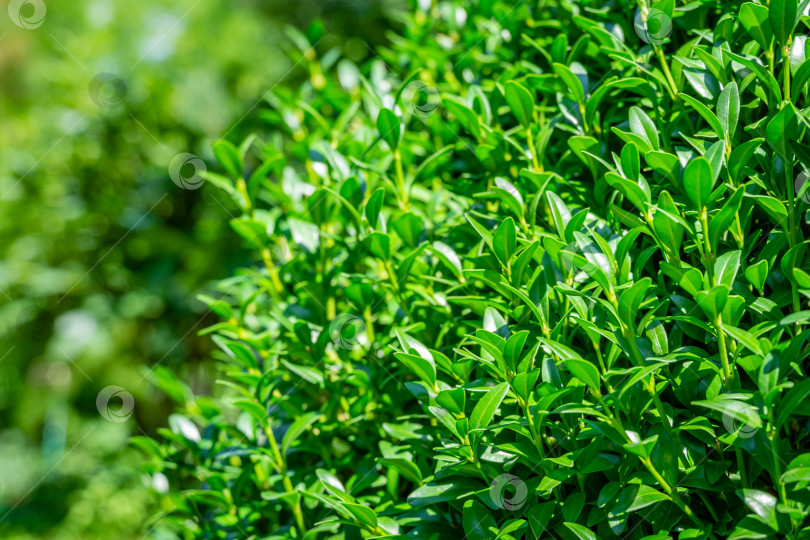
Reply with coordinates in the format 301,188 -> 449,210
655,46 -> 679,101
526,128 -> 542,172
783,44 -> 792,104
265,426 -> 306,535
261,248 -> 285,296
394,150 -> 409,210
715,315 -> 733,387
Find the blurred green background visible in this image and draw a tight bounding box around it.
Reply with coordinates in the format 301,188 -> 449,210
0,0 -> 393,537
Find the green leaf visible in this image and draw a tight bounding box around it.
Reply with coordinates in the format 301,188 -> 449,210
493,217 -> 517,268
391,212 -> 423,248
546,191 -> 572,241
717,82 -> 740,142
694,399 -> 763,431
696,285 -> 729,320
728,138 -> 764,184
395,351 -> 437,388
466,214 -> 494,250
723,325 -> 763,356
553,62 -> 585,102
723,50 -> 782,104
431,241 -> 464,281
714,250 -> 741,288
463,500 -> 497,540
792,58 -> 810,101
769,0 -> 799,48
364,232 -> 391,260
344,502 -> 378,529
436,388 -> 466,415
740,2 -> 774,50
282,412 -> 320,455
737,489 -> 779,531
561,522 -> 598,540
745,260 -> 769,294
364,188 -> 385,229
766,103 -> 803,159
469,382 -> 509,430
629,107 -> 660,151
511,370 -> 540,402
661,262 -> 703,297
377,108 -> 401,150
621,142 -> 640,180
442,96 -> 482,140
564,358 -> 601,393
776,379 -> 810,428
608,485 -> 670,515
504,81 -> 535,127
683,157 -> 714,211
680,93 -> 725,141
212,139 -> 243,179
618,278 -> 651,328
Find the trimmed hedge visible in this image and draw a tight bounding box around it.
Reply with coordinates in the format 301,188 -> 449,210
140,0 -> 810,538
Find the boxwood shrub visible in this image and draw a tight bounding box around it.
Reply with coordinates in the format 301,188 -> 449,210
138,0 -> 810,538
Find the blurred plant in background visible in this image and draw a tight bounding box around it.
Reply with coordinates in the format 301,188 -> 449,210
0,0 -> 395,537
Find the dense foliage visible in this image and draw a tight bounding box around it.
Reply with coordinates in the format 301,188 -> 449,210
0,1 -> 392,538
144,0 -> 810,538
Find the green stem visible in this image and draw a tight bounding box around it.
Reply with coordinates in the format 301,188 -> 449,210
261,248 -> 285,296
394,150 -> 409,210
655,46 -> 679,101
769,430 -> 789,506
523,401 -> 545,458
526,128 -> 542,172
236,177 -> 253,214
783,43 -> 792,104
786,163 -> 802,315
715,315 -> 733,387
700,210 -> 714,283
736,447 -> 749,488
265,425 -> 306,535
384,260 -> 413,322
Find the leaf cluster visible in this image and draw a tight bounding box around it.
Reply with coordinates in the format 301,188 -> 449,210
140,0 -> 810,538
